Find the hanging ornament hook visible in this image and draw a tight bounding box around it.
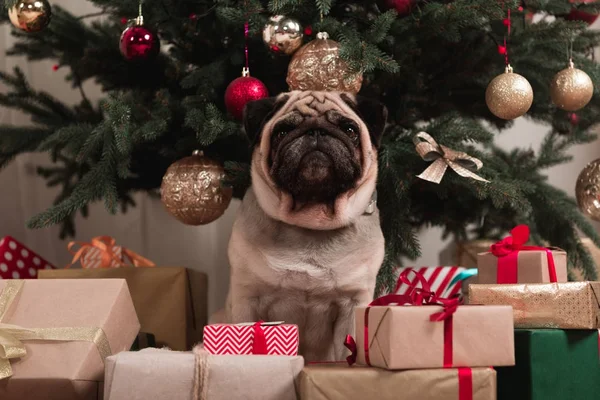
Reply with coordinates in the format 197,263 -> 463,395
136,0 -> 144,26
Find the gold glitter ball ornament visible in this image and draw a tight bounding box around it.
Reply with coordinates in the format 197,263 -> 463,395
550,60 -> 594,112
576,158 -> 600,221
286,32 -> 363,94
8,0 -> 52,33
485,65 -> 533,120
262,15 -> 303,55
161,151 -> 233,225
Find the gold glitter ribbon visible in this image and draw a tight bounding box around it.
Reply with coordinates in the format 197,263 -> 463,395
413,132 -> 489,184
67,236 -> 155,269
0,280 -> 112,380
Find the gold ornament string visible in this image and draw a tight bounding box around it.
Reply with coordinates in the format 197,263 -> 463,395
66,235 -> 155,269
0,280 -> 112,380
413,132 -> 489,184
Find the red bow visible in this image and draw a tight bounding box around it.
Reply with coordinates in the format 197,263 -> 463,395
491,225 -> 529,257
490,224 -> 558,283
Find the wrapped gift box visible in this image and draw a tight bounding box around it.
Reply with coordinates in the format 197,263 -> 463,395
298,364 -> 496,400
355,304 -> 515,369
394,266 -> 468,298
0,279 -> 139,400
0,235 -> 55,279
468,282 -> 600,329
39,266 -> 207,351
477,248 -> 567,284
103,348 -> 304,400
203,323 -> 299,355
497,329 -> 600,400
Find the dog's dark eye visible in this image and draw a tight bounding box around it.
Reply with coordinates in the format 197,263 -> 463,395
276,130 -> 288,138
342,122 -> 360,144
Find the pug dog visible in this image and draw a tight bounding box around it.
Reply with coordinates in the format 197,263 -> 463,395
225,91 -> 387,362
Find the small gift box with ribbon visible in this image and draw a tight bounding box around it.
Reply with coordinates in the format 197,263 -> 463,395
203,322 -> 300,356
351,270 -> 515,370
497,329 -> 600,400
468,281 -> 600,329
66,236 -> 155,269
39,236 -> 208,351
298,364 -> 497,400
0,279 -> 139,400
394,266 -> 476,299
477,225 -> 567,284
0,235 -> 55,279
104,347 -> 304,400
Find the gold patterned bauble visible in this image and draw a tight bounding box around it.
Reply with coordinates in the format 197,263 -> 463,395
160,151 -> 233,225
8,0 -> 52,33
485,65 -> 534,120
550,60 -> 594,112
576,158 -> 600,221
286,32 -> 363,94
262,15 -> 303,55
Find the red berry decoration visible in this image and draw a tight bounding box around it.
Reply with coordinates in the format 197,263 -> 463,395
224,70 -> 269,120
377,0 -> 416,16
120,24 -> 160,62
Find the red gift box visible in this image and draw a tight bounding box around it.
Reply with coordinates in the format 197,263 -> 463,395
0,236 -> 55,279
203,322 -> 299,356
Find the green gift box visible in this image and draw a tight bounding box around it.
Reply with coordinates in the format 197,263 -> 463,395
497,329 -> 600,400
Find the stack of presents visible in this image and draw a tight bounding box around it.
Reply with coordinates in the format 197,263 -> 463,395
0,224 -> 598,399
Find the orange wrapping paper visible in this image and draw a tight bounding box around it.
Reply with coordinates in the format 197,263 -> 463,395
297,365 -> 497,400
354,305 -> 515,369
468,282 -> 600,329
0,279 -> 139,400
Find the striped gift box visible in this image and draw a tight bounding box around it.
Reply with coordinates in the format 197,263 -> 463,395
80,245 -> 122,269
394,266 -> 468,298
203,323 -> 299,356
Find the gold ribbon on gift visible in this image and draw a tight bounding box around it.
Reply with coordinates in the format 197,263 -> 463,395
0,280 -> 112,380
67,236 -> 155,269
413,132 -> 489,184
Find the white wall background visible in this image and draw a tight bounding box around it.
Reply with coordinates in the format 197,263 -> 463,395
1,1 -> 599,315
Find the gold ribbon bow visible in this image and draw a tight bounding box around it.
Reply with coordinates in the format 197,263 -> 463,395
413,132 -> 489,184
0,280 -> 112,380
67,236 -> 155,269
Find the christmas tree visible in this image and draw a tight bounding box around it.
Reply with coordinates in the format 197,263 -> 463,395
1,0 -> 600,292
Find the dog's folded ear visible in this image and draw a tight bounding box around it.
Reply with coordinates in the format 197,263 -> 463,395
243,96 -> 287,144
341,94 -> 388,148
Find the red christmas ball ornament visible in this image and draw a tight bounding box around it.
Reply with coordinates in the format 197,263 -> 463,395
569,113 -> 580,126
377,0 -> 416,16
224,70 -> 269,120
566,0 -> 599,25
120,22 -> 160,62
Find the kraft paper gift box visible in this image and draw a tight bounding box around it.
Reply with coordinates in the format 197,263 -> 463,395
468,282 -> 600,329
103,348 -> 304,400
0,279 -> 139,400
203,322 -> 300,355
298,364 -> 497,400
39,266 -> 207,351
476,225 -> 567,284
354,304 -> 515,369
496,329 -> 600,400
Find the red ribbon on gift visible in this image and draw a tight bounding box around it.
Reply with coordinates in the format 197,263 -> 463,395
458,368 -> 473,400
252,321 -> 268,355
347,269 -> 460,367
490,225 -> 557,284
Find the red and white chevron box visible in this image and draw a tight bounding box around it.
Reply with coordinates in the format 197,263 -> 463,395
394,266 -> 467,298
0,236 -> 55,279
203,322 -> 300,356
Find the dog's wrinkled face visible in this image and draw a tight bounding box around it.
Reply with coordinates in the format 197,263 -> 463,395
244,91 -> 387,230
269,107 -> 362,204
